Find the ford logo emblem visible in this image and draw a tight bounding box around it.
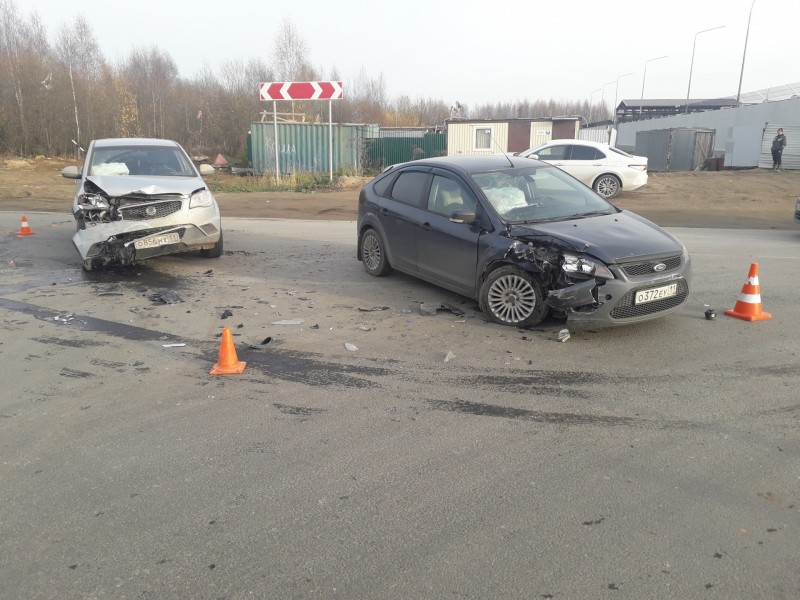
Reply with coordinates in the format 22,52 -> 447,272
653,263 -> 667,272
145,206 -> 157,217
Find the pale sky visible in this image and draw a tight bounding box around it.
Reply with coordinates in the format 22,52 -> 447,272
20,0 -> 795,109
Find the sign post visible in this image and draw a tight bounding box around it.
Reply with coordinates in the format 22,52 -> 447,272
259,81 -> 344,182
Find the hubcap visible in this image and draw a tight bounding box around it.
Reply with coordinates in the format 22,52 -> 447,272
487,274 -> 536,323
597,177 -> 619,198
363,234 -> 381,271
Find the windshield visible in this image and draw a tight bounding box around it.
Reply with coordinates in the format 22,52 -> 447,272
88,145 -> 196,177
472,165 -> 617,224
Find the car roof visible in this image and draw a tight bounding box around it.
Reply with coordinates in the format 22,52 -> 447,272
399,154 -> 541,174
92,138 -> 180,148
538,139 -> 610,149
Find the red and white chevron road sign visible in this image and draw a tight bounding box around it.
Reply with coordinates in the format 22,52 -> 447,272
259,81 -> 343,101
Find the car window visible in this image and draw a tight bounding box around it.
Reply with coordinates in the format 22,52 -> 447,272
372,172 -> 394,197
427,175 -> 477,216
533,145 -> 567,160
608,147 -> 634,158
389,171 -> 429,207
568,145 -> 604,161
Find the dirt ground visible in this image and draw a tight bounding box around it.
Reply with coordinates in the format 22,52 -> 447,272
1,156 -> 798,229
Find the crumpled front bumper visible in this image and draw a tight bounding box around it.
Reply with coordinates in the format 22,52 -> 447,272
72,203 -> 221,265
547,254 -> 693,326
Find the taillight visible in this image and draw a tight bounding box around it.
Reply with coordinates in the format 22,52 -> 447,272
629,163 -> 648,171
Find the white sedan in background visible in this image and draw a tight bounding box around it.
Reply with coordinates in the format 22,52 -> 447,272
515,140 -> 648,199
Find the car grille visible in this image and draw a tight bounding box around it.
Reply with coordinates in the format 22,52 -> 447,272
620,255 -> 682,277
119,200 -> 183,221
610,279 -> 689,320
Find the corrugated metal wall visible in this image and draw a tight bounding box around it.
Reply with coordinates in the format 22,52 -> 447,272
365,132 -> 447,170
634,128 -> 715,172
635,130 -> 671,171
250,122 -> 379,175
617,96 -> 800,168
579,126 -> 616,145
758,124 -> 799,170
447,122 -> 509,155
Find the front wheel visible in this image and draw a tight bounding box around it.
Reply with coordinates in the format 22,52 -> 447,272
360,228 -> 392,276
479,266 -> 548,327
200,230 -> 223,258
593,174 -> 621,199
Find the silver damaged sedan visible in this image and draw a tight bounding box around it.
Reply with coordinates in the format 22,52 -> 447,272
62,138 -> 223,270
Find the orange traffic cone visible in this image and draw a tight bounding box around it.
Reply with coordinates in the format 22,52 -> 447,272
210,327 -> 246,375
17,216 -> 35,237
724,262 -> 772,321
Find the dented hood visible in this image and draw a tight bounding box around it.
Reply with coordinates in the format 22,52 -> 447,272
510,210 -> 683,264
85,175 -> 204,197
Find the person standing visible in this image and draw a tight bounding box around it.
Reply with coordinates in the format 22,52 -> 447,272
771,128 -> 787,171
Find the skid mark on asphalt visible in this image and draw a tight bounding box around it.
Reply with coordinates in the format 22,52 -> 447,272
273,403 -> 326,417
33,336 -> 107,348
240,349 -> 389,389
59,368 -> 94,379
426,398 -> 697,429
0,298 -> 182,342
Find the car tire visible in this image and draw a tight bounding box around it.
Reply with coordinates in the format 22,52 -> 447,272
200,230 -> 223,258
593,174 -> 621,199
360,228 -> 392,276
479,266 -> 548,327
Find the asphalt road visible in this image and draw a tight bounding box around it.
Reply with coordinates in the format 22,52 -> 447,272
1,212 -> 799,599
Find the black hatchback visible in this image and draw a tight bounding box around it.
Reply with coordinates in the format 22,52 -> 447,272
357,155 -> 692,327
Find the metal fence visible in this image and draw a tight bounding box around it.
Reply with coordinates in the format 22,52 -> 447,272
364,129 -> 447,172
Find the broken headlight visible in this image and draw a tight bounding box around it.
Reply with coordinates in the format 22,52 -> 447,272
78,194 -> 111,210
562,253 -> 614,280
189,189 -> 214,208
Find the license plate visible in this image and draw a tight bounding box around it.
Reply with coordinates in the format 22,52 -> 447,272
134,232 -> 180,250
634,283 -> 678,305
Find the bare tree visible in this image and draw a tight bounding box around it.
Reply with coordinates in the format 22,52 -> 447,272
0,0 -> 49,153
121,46 -> 179,139
272,17 -> 313,81
346,67 -> 387,124
0,10 -> 601,160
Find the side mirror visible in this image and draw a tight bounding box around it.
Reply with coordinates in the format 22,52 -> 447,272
449,209 -> 477,225
61,165 -> 81,179
199,164 -> 215,176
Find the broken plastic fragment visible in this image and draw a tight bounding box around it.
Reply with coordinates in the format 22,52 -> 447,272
149,289 -> 183,304
345,343 -> 358,351
444,351 -> 456,363
161,343 -> 186,348
558,329 -> 571,342
420,303 -> 465,317
270,319 -> 303,325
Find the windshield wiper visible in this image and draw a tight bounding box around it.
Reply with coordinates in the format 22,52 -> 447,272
561,210 -> 613,220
